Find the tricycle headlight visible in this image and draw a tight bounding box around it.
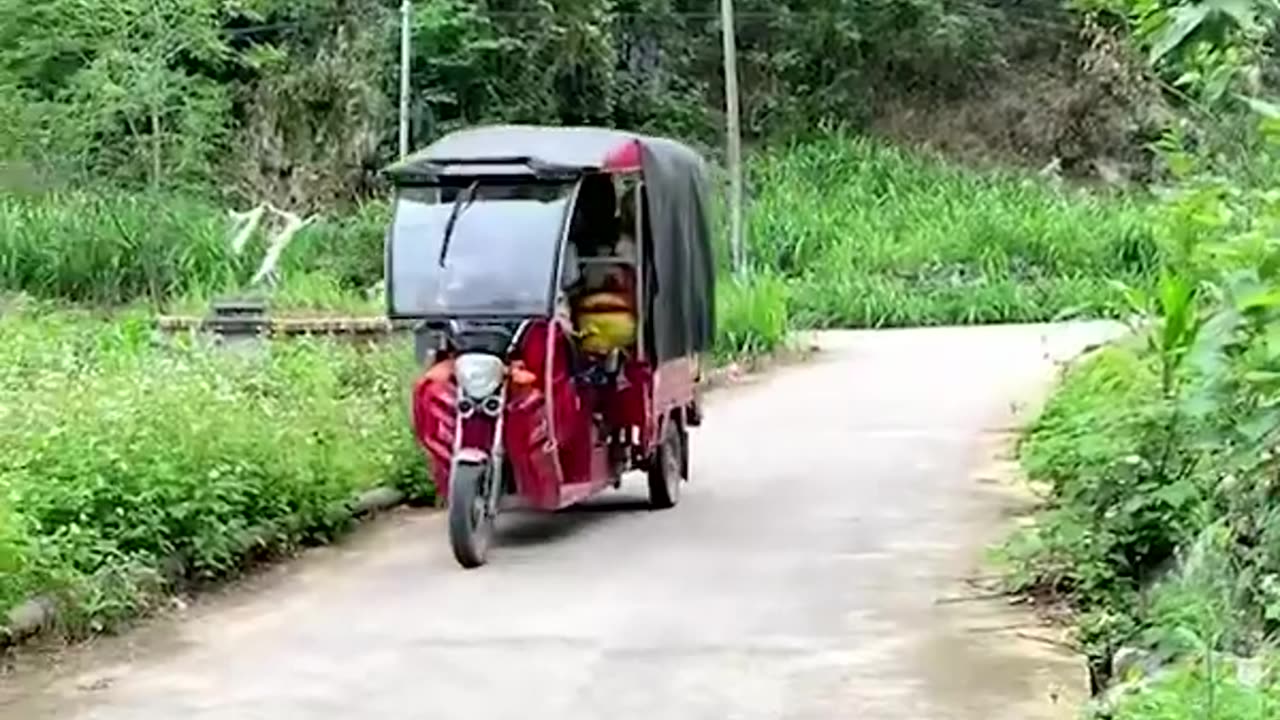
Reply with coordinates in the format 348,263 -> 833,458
455,353 -> 504,399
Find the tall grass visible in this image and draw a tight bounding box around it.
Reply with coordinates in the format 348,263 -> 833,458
748,135 -> 1159,326
0,191 -> 387,307
0,191 -> 239,304
714,271 -> 791,361
2,134 -> 1161,338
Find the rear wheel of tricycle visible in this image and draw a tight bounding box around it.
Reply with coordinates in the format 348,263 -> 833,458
448,461 -> 493,568
647,416 -> 686,510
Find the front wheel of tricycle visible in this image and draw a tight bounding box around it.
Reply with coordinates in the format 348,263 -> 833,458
647,416 -> 686,510
448,462 -> 493,569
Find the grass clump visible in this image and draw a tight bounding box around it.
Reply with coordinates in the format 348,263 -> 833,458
714,271 -> 791,362
0,304 -> 428,632
0,191 -> 240,305
748,135 -> 1158,327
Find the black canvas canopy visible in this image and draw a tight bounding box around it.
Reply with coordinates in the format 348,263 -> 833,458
383,125 -> 715,362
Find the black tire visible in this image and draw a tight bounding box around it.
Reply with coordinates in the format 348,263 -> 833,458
647,416 -> 686,510
448,461 -> 493,568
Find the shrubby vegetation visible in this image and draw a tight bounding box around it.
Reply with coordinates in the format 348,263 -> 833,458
1005,111 -> 1280,720
0,301 -> 428,631
989,0 -> 1280,713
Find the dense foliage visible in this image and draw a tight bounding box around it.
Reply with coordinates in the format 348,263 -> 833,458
0,0 -> 1040,206
1073,0 -> 1280,106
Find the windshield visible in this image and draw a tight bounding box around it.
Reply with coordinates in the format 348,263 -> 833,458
387,182 -> 572,317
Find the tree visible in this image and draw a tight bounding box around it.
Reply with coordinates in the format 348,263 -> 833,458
0,0 -> 234,187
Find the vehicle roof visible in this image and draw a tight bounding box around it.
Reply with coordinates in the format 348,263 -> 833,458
382,125 -> 704,183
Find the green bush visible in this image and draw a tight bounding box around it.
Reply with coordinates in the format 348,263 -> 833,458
0,306 -> 427,630
1002,342 -> 1216,682
1002,108 -> 1280,709
1007,347 -> 1199,603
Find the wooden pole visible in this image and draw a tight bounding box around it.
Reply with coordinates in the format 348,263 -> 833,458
399,0 -> 412,158
720,0 -> 744,274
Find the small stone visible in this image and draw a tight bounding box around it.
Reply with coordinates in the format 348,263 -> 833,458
1111,646 -> 1149,681
76,675 -> 114,692
1237,656 -> 1265,688
4,596 -> 56,638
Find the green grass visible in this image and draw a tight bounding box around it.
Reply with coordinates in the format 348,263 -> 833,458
748,135 -> 1158,327
0,303 -> 428,631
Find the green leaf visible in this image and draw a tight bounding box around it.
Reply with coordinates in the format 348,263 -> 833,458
1148,4 -> 1212,64
1241,95 -> 1280,119
1207,0 -> 1260,27
1235,285 -> 1280,311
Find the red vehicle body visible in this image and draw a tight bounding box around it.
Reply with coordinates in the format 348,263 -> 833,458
383,126 -> 716,567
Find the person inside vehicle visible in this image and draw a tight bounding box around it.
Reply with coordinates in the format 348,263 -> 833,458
574,189 -> 639,390
563,175 -> 635,384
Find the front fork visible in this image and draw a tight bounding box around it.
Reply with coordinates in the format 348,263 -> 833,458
450,384 -> 508,518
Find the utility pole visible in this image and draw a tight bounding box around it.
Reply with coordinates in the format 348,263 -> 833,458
399,0 -> 412,158
720,0 -> 744,274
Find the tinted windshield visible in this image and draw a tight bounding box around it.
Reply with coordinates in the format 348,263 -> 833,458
388,182 -> 571,317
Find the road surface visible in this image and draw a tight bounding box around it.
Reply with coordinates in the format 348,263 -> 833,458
1,324 -> 1119,720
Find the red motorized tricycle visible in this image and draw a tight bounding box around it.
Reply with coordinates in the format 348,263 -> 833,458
383,126 -> 716,568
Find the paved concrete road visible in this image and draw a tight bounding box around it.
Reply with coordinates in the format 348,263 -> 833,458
1,324 -> 1120,720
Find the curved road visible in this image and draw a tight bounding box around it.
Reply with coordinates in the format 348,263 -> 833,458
1,324 -> 1118,720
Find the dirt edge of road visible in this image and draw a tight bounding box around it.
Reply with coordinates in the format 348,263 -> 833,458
931,338 -> 1124,720
958,427 -> 1090,719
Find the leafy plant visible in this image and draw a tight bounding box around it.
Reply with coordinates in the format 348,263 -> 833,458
1074,0 -> 1279,105
715,270 -> 790,361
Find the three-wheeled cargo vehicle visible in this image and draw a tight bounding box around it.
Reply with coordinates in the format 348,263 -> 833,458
383,125 -> 716,568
